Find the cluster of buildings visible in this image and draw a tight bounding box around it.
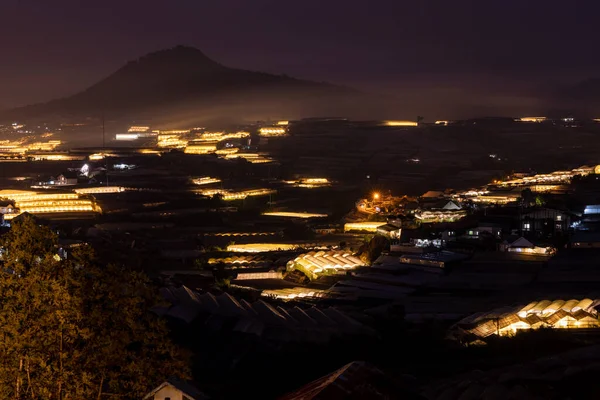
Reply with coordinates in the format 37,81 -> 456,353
0,189 -> 101,221
9,116 -> 600,398
451,298 -> 600,343
113,124 -> 285,164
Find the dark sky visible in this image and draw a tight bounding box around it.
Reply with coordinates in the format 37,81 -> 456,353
1,0 -> 599,112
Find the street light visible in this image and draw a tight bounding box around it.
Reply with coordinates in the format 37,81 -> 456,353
373,192 -> 380,200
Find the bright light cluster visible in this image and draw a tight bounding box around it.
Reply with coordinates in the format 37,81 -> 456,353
343,222 -> 386,232
223,153 -> 274,164
74,186 -> 125,194
115,134 -> 139,141
0,190 -> 100,219
0,139 -> 62,155
287,250 -> 365,280
469,195 -> 519,204
157,133 -> 188,148
196,131 -> 250,141
497,166 -> 596,188
0,190 -> 79,201
161,130 -> 190,134
383,120 -> 418,127
415,210 -> 466,223
453,298 -> 600,340
518,116 -> 547,123
285,178 -> 331,188
0,140 -> 27,153
215,148 -> 239,155
507,246 -> 554,255
192,177 -> 221,186
197,188 -> 276,201
127,126 -> 150,132
184,142 -> 218,154
262,211 -> 328,219
227,243 -> 299,253
262,287 -> 326,300
28,154 -> 85,161
89,153 -> 116,161
208,231 -> 277,237
258,127 -> 286,136
25,140 -> 62,151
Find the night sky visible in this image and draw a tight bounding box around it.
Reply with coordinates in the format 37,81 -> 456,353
2,0 -> 599,115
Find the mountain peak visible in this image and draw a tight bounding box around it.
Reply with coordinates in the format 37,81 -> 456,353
2,45 -> 370,124
143,46 -> 220,65
121,45 -> 223,74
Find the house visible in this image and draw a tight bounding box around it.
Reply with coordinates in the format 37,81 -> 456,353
432,199 -> 462,211
441,229 -> 458,242
421,190 -> 445,199
56,171 -> 78,186
499,236 -> 554,255
0,200 -> 17,215
35,175 -> 56,186
464,222 -> 504,239
143,378 -> 208,400
376,223 -> 402,239
521,207 -> 571,236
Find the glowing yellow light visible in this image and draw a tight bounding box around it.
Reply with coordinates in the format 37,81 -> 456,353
435,120 -> 449,125
138,149 -> 161,155
288,250 -> 366,280
197,188 -> 276,201
223,152 -> 274,164
184,143 -> 217,154
160,130 -> 190,134
383,120 -> 418,127
227,243 -> 299,253
88,152 -> 117,161
25,140 -> 62,151
29,154 -> 85,161
276,121 -> 289,126
258,127 -> 286,136
127,126 -> 150,133
285,178 -> 331,188
115,133 -> 139,141
74,186 -> 125,194
373,192 -> 380,200
0,189 -> 101,217
518,116 -> 547,123
192,177 -> 221,186
262,211 -> 328,218
215,148 -> 239,155
343,222 -> 386,232
415,210 -> 466,223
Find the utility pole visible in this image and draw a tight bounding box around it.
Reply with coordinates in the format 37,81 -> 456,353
102,112 -> 105,148
101,112 -> 108,186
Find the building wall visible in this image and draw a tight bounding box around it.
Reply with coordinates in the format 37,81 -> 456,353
153,386 -> 185,400
235,271 -> 283,280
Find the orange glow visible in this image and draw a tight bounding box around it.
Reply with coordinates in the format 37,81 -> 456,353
383,120 -> 418,127
518,116 -> 547,123
258,127 -> 286,136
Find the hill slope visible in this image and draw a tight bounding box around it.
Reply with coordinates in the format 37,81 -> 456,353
3,46 -> 383,125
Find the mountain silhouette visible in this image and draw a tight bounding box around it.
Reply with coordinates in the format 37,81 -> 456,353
2,46 -> 386,125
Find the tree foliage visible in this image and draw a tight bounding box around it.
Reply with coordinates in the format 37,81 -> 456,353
0,216 -> 188,399
358,235 -> 390,264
